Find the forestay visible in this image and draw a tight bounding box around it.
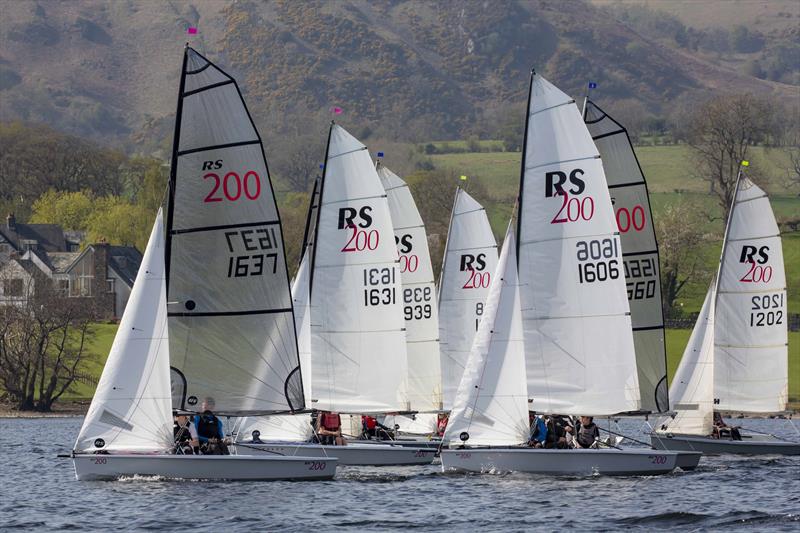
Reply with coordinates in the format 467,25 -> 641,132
438,188 -> 499,410
378,165 -> 442,412
166,47 -> 303,416
446,227 -> 528,447
658,285 -> 716,435
309,124 -> 408,413
714,176 -> 787,413
584,99 -> 668,413
517,73 -> 639,416
75,210 -> 173,453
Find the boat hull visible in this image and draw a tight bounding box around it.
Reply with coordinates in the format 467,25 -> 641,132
72,454 -> 337,481
440,447 -> 678,476
233,442 -> 436,466
650,433 -> 800,455
348,438 -> 442,449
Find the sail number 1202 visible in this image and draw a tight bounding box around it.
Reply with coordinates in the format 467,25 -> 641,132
575,238 -> 620,284
363,267 -> 397,306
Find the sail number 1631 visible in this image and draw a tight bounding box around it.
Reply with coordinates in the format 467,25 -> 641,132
363,267 -> 397,306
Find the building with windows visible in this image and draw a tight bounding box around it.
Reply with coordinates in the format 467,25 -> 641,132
0,215 -> 142,319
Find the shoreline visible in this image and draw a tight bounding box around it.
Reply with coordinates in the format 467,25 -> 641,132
0,401 -> 89,418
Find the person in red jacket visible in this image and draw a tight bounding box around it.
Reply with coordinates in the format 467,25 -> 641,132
316,411 -> 346,446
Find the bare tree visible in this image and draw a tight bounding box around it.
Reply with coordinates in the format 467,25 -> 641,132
656,201 -> 716,316
687,93 -> 778,220
0,270 -> 100,411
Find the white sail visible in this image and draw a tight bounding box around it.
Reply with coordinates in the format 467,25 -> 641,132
236,252 -> 315,442
378,165 -> 442,412
166,48 -> 303,416
382,413 -> 438,435
517,73 -> 639,416
309,124 -> 408,412
438,188 -> 499,410
445,227 -> 529,447
75,210 -> 173,453
658,285 -> 716,436
584,99 -> 668,413
714,176 -> 787,413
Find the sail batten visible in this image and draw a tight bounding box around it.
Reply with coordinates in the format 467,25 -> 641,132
165,47 -> 303,415
584,97 -> 668,413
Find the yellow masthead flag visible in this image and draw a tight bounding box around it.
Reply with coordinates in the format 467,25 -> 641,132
459,175 -> 468,181
741,160 -> 749,167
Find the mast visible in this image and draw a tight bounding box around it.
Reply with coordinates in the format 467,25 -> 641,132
515,69 -> 535,266
299,176 -> 320,267
712,167 -> 744,302
308,122 -> 334,298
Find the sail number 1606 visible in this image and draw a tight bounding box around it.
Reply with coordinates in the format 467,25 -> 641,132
576,238 -> 620,284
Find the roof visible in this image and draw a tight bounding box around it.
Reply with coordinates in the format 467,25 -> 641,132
0,223 -> 68,252
47,252 -> 81,273
108,246 -> 142,287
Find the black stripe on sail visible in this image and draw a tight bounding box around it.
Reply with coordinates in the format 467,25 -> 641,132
168,307 -> 293,318
592,129 -> 626,141
622,249 -> 658,257
177,139 -> 260,156
170,219 -> 281,235
186,62 -> 212,75
633,325 -> 665,332
608,181 -> 645,189
183,79 -> 235,97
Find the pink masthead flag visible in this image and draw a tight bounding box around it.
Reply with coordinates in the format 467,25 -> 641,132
187,27 -> 198,35
330,106 -> 343,115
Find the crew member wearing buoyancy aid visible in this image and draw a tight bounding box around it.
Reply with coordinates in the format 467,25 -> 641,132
361,415 -> 392,440
575,416 -> 600,449
173,414 -> 199,454
316,411 -> 346,446
192,397 -> 230,455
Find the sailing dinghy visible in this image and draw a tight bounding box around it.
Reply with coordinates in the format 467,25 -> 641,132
234,125 -> 435,466
651,171 -> 798,455
71,47 -> 336,480
440,72 -> 684,476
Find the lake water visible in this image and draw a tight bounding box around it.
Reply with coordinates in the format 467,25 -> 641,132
2,417 -> 799,531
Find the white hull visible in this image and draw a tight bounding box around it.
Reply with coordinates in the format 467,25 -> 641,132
440,447 -> 679,476
233,442 -> 436,466
651,433 -> 800,456
72,454 -> 337,481
348,438 -> 442,450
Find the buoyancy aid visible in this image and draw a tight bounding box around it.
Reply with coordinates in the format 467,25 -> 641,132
321,413 -> 341,431
174,422 -> 192,443
363,416 -> 377,430
577,422 -> 599,447
196,413 -> 221,440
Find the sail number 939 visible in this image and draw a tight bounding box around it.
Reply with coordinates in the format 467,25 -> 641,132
575,238 -> 620,284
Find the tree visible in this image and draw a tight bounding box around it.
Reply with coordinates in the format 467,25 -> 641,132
687,93 -> 778,220
656,201 -> 716,316
30,189 -> 95,230
0,272 -> 100,411
270,133 -> 326,193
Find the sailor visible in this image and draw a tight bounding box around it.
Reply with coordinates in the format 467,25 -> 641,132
436,413 -> 448,437
173,413 -> 199,454
316,411 -> 346,446
193,397 -> 230,455
574,416 -> 600,449
544,415 -> 573,449
527,413 -> 547,448
361,415 -> 392,440
712,411 -> 742,441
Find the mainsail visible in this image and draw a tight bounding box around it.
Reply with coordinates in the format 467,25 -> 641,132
658,284 -> 716,435
714,175 -> 787,413
309,124 -> 408,412
438,188 -> 499,410
445,226 -> 529,447
378,164 -> 442,412
583,99 -> 668,413
75,210 -> 173,452
517,72 -> 640,416
165,47 -> 303,416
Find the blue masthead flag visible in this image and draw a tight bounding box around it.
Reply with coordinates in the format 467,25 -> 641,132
377,152 -> 384,158
588,82 -> 597,89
